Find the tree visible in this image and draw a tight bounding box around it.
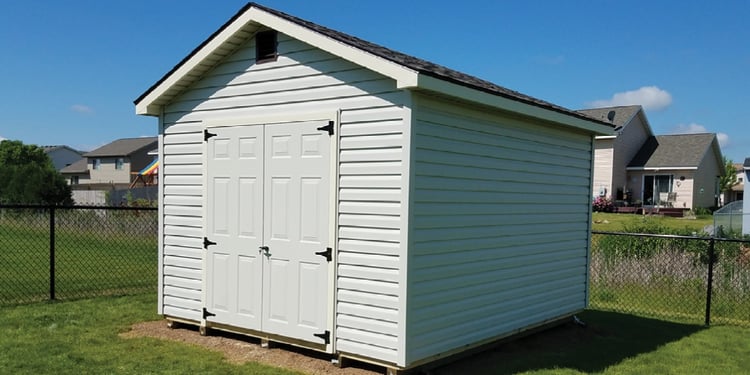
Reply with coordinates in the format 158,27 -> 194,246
0,140 -> 73,205
718,157 -> 737,193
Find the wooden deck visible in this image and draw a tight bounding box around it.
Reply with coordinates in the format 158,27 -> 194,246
614,206 -> 687,217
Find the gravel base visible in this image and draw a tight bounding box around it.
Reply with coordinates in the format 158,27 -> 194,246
120,320 -> 382,375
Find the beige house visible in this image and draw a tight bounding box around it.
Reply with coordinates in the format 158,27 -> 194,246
61,137 -> 157,189
579,105 -> 651,201
580,106 -> 724,210
626,133 -> 724,209
724,163 -> 745,203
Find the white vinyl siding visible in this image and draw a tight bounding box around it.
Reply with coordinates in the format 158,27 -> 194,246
612,113 -> 650,197
592,139 -> 613,197
336,106 -> 406,364
405,94 -> 592,364
159,31 -> 407,361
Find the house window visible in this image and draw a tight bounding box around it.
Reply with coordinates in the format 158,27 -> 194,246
643,175 -> 673,206
739,177 -> 744,183
256,30 -> 278,63
93,159 -> 101,170
115,158 -> 124,170
70,176 -> 79,185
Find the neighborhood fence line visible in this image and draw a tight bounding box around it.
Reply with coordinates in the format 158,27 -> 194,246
0,204 -> 157,305
2,205 -> 749,328
591,231 -> 750,326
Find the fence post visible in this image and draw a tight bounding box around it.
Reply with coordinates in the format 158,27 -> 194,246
704,237 -> 715,326
49,205 -> 56,301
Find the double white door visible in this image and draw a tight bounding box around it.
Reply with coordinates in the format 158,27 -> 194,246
204,120 -> 332,344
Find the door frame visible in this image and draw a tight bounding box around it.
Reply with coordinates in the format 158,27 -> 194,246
642,174 -> 673,207
201,111 -> 340,353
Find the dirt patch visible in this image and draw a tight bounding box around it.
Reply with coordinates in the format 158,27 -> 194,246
120,320 -> 381,375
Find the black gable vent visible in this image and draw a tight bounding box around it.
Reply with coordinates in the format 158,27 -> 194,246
256,30 -> 278,63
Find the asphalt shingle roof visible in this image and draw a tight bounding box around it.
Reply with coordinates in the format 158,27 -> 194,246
577,106 -> 641,129
628,133 -> 716,169
60,158 -> 89,174
84,137 -> 157,158
136,3 -> 612,128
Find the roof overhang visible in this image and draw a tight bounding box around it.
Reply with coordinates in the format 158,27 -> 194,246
135,4 -> 418,116
626,166 -> 697,171
414,75 -> 612,134
135,3 -> 613,136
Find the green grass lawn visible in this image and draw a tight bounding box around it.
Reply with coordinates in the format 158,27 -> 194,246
434,310 -> 750,374
0,294 -> 301,375
1,294 -> 749,375
591,212 -> 713,233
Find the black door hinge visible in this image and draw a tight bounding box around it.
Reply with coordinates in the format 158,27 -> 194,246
313,330 -> 330,344
203,237 -> 217,249
317,121 -> 334,136
204,129 -> 217,142
315,247 -> 332,262
203,308 -> 216,319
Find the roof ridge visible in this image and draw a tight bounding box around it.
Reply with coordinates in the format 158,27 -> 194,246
135,2 -> 612,127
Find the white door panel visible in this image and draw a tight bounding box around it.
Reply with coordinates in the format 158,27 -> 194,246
205,125 -> 264,330
263,121 -> 331,342
205,120 -> 332,345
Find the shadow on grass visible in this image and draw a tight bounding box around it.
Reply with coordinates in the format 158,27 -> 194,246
431,310 -> 704,374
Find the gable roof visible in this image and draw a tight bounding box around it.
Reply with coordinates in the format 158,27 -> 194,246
577,105 -> 653,140
578,105 -> 642,128
42,145 -> 82,155
134,2 -> 612,134
627,133 -> 722,170
60,158 -> 89,174
84,137 -> 158,158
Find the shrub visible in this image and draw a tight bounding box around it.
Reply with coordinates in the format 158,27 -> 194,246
592,196 -> 614,212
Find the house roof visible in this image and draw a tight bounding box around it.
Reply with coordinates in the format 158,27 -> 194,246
577,105 -> 653,140
627,133 -> 722,170
60,158 -> 89,174
134,2 -> 612,134
42,145 -> 82,155
578,105 -> 642,128
84,137 -> 158,158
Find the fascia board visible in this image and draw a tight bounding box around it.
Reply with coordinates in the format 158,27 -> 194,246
626,166 -> 698,171
250,10 -> 419,87
414,74 -> 614,135
136,7 -> 419,116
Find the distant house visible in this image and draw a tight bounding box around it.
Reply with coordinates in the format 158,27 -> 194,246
61,137 -> 157,189
724,163 -> 745,204
627,133 -> 724,209
42,145 -> 83,171
580,105 -> 725,210
578,105 -> 651,200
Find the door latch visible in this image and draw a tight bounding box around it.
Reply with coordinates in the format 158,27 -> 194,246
259,246 -> 270,257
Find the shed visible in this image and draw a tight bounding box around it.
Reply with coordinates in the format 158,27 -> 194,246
134,3 -> 613,373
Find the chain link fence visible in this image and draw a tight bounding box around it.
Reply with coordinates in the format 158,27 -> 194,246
0,204 -> 157,305
591,231 -> 750,326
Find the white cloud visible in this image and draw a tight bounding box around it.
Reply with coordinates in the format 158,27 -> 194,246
587,86 -> 673,111
672,123 -> 730,148
0,135 -> 5,141
71,104 -> 94,114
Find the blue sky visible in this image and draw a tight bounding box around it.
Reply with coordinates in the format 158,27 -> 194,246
1,1 -> 748,163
